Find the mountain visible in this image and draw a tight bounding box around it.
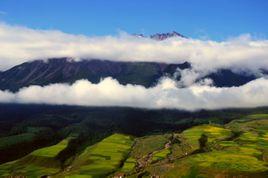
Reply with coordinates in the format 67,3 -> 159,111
150,31 -> 186,40
133,31 -> 186,40
205,69 -> 258,87
0,58 -> 264,92
0,58 -> 190,92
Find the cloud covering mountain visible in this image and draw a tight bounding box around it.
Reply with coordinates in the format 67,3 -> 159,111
0,23 -> 268,72
0,23 -> 268,110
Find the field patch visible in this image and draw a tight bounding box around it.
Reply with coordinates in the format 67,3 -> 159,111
187,151 -> 268,172
63,133 -> 134,177
131,134 -> 170,159
31,139 -> 69,157
246,114 -> 268,119
120,156 -> 136,173
152,148 -> 171,162
181,125 -> 232,150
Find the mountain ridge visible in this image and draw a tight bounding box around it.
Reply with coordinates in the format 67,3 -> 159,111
134,31 -> 186,40
0,58 -> 190,92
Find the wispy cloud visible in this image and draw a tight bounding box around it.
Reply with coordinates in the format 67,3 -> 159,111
0,11 -> 7,15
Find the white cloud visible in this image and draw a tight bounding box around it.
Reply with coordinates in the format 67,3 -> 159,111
0,23 -> 268,73
1,77 -> 268,111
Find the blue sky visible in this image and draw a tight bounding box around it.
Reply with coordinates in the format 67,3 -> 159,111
0,0 -> 267,40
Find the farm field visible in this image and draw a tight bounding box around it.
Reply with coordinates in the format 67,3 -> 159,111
141,115 -> 268,178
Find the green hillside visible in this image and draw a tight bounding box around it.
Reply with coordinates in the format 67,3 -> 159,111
61,134 -> 134,177
140,116 -> 268,178
0,138 -> 71,177
0,113 -> 268,177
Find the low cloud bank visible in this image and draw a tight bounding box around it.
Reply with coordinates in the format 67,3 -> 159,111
0,23 -> 268,73
1,77 -> 268,111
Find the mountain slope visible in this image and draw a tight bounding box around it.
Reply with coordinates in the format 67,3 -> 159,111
0,58 -> 190,92
205,69 -> 258,87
